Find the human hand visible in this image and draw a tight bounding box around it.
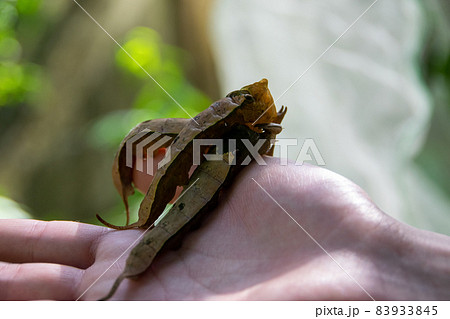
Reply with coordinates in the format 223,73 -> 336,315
1,157 -> 449,300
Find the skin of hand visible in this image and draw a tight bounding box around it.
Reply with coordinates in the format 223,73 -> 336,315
0,157 -> 449,300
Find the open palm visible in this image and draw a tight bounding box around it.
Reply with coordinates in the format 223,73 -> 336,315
0,158 -> 405,300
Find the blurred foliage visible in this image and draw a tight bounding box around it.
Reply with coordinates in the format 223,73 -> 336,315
0,195 -> 30,219
0,1 -> 212,223
0,0 -> 43,218
415,1 -> 450,199
88,26 -> 211,150
0,0 -> 42,107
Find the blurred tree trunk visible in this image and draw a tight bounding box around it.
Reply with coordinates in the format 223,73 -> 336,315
177,0 -> 219,99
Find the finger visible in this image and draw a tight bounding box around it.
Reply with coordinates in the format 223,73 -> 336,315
0,219 -> 109,268
0,261 -> 83,300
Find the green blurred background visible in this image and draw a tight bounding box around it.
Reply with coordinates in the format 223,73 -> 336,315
0,0 -> 449,227
0,0 -> 217,225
